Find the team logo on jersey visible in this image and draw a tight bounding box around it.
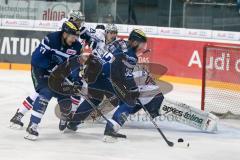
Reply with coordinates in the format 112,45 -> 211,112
66,49 -> 77,55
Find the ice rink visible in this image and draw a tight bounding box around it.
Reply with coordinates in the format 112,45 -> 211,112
0,70 -> 240,160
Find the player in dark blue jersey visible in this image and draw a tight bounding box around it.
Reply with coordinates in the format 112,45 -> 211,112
11,21 -> 83,140
65,29 -> 147,133
10,12 -> 85,129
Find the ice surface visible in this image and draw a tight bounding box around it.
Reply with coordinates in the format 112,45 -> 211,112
0,70 -> 240,160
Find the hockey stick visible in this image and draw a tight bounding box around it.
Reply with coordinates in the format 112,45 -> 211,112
136,99 -> 174,147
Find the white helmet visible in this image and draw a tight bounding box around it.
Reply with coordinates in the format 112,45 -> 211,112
68,10 -> 85,27
105,24 -> 118,33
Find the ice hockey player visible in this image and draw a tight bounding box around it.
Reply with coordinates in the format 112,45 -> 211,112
13,21 -> 83,140
9,11 -> 85,129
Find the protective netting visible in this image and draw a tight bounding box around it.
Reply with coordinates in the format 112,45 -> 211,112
202,45 -> 240,119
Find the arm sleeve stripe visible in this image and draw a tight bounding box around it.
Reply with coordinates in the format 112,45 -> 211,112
41,39 -> 70,58
52,49 -> 70,58
41,39 -> 51,50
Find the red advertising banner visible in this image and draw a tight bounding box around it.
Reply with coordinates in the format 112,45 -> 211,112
142,37 -> 240,80
204,45 -> 240,84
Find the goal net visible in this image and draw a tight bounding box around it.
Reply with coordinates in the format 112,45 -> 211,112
201,44 -> 240,119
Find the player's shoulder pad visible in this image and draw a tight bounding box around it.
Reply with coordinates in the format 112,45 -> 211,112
44,31 -> 61,44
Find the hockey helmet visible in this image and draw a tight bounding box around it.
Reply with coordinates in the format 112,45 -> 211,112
61,21 -> 80,36
105,24 -> 118,33
129,29 -> 147,43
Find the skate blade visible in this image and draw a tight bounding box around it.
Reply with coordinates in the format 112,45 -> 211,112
9,122 -> 23,130
63,128 -> 77,134
102,135 -> 118,143
24,133 -> 38,141
59,126 -> 67,131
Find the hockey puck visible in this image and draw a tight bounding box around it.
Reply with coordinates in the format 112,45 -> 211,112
177,138 -> 190,148
178,138 -> 184,143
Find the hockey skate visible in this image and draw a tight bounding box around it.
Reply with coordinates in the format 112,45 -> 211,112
24,122 -> 39,141
103,127 -> 126,143
62,122 -> 79,133
59,112 -> 72,131
9,109 -> 24,129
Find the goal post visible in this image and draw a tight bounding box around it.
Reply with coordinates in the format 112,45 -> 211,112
201,44 -> 240,118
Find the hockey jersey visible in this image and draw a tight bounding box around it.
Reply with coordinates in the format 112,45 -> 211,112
31,31 -> 82,72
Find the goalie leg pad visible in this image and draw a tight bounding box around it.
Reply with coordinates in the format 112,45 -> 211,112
159,98 -> 219,132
